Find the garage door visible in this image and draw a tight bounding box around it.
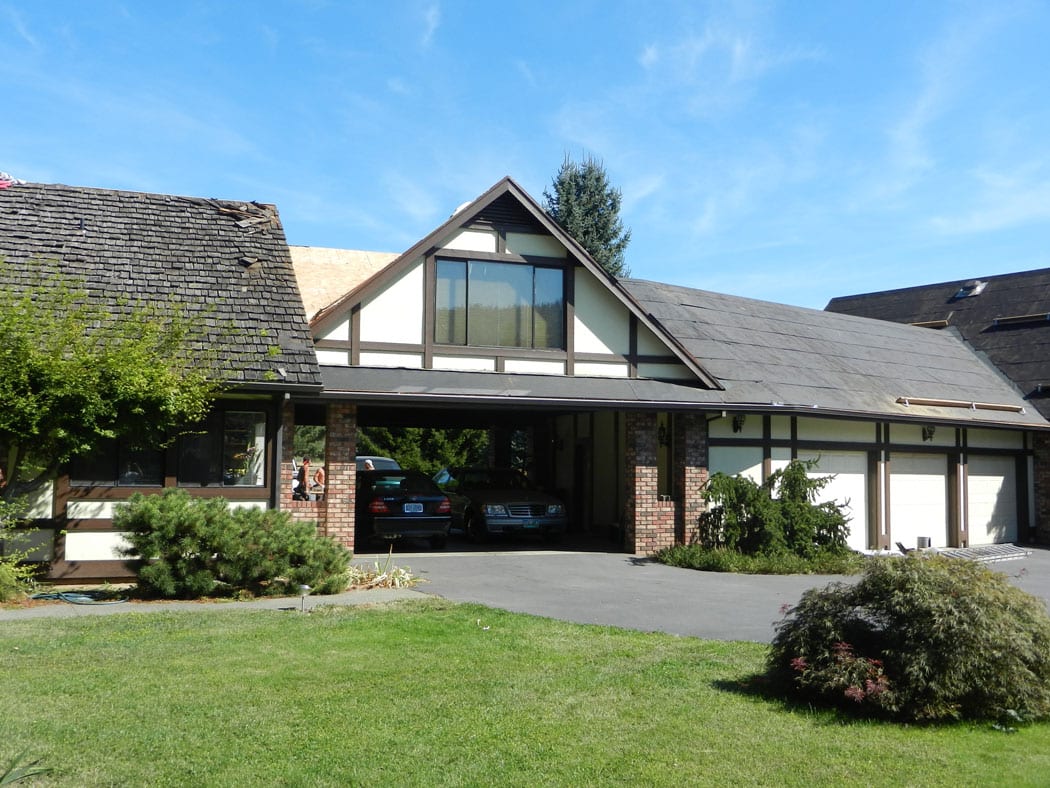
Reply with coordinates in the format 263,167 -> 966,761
967,455 -> 1018,546
798,450 -> 869,552
890,453 -> 948,549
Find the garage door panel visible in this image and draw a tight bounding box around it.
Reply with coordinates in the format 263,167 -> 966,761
967,455 -> 1017,546
890,453 -> 948,549
798,450 -> 869,552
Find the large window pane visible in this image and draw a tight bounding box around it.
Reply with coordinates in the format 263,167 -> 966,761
222,412 -> 266,486
469,262 -> 533,347
436,258 -> 564,350
533,267 -> 564,349
70,440 -> 163,486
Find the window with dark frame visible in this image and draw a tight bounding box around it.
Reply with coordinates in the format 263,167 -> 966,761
435,259 -> 564,349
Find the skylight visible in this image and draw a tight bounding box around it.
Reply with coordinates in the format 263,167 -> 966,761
952,280 -> 987,299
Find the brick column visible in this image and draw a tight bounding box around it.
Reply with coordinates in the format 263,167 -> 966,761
324,402 -> 357,552
625,411 -> 675,554
1033,433 -> 1050,545
673,413 -> 709,545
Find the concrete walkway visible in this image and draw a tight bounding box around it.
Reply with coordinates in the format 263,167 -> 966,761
4,542 -> 1050,643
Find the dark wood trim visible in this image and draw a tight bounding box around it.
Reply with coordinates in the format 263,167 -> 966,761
434,248 -> 570,267
350,304 -> 361,366
628,315 -> 638,378
47,559 -> 134,582
1018,454 -> 1033,542
423,254 -> 436,368
314,338 -> 352,350
565,265 -> 575,376
948,452 -> 963,547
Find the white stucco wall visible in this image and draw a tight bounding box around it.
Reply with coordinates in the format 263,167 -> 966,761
574,271 -> 630,354
440,228 -> 498,253
359,261 -> 424,344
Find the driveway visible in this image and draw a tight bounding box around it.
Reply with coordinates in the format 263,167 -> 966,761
356,539 -> 1050,643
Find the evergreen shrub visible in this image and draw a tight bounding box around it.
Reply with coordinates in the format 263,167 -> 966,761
767,553 -> 1050,722
116,490 -> 350,598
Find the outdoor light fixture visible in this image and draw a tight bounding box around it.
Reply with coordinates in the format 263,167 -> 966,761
732,414 -> 746,433
922,425 -> 936,442
657,423 -> 669,447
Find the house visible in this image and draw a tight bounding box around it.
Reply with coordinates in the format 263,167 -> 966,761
286,177 -> 1049,556
827,270 -> 1050,544
0,182 -> 321,580
2,177 -> 1047,583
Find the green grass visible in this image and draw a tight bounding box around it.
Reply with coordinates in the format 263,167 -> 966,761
3,599 -> 1049,786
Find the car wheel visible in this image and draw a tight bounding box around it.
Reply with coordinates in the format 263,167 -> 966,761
430,535 -> 447,550
465,512 -> 487,543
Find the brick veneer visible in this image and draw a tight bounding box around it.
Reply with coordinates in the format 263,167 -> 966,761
279,401 -> 358,553
625,411 -> 710,554
624,412 -> 674,554
673,413 -> 708,545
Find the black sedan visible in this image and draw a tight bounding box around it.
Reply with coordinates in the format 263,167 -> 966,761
356,470 -> 452,549
434,467 -> 568,542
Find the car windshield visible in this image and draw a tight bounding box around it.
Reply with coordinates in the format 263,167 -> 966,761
461,469 -> 532,490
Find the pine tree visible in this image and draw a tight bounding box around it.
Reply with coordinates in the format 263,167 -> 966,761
543,155 -> 632,277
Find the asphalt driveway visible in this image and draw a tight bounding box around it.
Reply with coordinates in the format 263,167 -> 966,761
356,539 -> 1050,642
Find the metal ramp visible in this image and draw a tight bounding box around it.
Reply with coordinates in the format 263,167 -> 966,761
936,544 -> 1032,563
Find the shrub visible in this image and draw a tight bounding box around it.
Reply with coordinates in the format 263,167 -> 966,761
115,490 -> 350,598
693,459 -> 852,563
654,544 -> 865,575
0,499 -> 40,603
767,554 -> 1050,722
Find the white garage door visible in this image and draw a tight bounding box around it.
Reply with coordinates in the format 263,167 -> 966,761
890,453 -> 948,549
798,450 -> 869,552
967,455 -> 1018,546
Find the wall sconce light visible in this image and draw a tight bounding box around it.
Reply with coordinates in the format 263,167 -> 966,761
922,425 -> 936,442
732,414 -> 746,433
657,423 -> 669,447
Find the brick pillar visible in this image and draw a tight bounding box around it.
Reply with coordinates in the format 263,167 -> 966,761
625,411 -> 675,554
673,413 -> 709,545
324,403 -> 357,552
1033,433 -> 1050,545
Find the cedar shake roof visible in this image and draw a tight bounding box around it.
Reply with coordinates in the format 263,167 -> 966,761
0,181 -> 320,390
289,246 -> 399,321
826,269 -> 1050,419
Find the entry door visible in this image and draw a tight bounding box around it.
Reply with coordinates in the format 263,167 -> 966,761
967,455 -> 1018,545
889,453 -> 948,549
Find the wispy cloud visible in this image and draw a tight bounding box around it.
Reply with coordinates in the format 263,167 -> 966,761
3,4 -> 39,48
931,163 -> 1050,234
420,2 -> 440,47
876,8 -> 1014,200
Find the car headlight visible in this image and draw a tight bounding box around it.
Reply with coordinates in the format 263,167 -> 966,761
482,503 -> 508,517
546,504 -> 565,516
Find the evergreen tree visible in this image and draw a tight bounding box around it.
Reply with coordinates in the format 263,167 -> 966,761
543,155 -> 632,277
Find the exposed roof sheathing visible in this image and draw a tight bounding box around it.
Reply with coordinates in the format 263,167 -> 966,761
0,182 -> 321,389
289,245 -> 399,321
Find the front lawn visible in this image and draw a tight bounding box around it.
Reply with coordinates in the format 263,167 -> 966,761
3,599 -> 1049,786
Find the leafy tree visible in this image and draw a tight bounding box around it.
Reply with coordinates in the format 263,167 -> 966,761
543,155 -> 632,277
0,262 -> 226,503
357,427 -> 488,476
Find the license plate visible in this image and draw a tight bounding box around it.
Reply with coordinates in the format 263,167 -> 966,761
403,503 -> 423,513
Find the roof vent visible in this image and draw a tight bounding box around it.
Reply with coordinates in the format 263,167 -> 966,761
952,280 -> 987,299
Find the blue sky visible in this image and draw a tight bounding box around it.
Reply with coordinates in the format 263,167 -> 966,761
4,1 -> 1050,309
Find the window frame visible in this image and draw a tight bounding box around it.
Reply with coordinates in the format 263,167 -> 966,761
434,256 -> 566,351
